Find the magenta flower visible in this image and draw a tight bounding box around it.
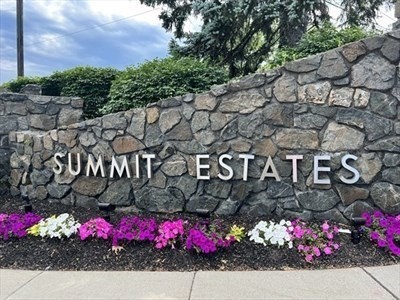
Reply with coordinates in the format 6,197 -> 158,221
386,226 -> 400,256
313,246 -> 321,257
293,226 -> 304,238
363,210 -> 400,256
377,238 -> 387,248
113,216 -> 157,246
370,231 -> 379,240
185,221 -> 235,254
79,218 -> 113,241
323,247 -> 332,255
0,213 -> 42,240
291,220 -> 340,263
322,222 -> 330,232
155,219 -> 185,249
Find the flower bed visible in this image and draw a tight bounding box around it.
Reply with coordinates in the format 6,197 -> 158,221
1,210 -> 399,262
0,197 -> 399,271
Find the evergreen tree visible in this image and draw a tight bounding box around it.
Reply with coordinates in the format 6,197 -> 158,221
141,0 -> 395,77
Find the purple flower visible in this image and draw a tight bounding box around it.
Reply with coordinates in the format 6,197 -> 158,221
386,225 -> 400,256
0,213 -> 42,240
185,221 -> 234,254
377,238 -> 387,248
154,220 -> 185,249
370,231 -> 380,240
113,216 -> 157,246
379,219 -> 389,228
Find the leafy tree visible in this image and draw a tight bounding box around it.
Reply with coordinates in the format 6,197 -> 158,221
261,22 -> 376,70
102,57 -> 228,114
140,0 -> 395,77
339,0 -> 396,26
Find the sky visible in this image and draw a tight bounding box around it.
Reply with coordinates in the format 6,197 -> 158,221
0,0 -> 397,85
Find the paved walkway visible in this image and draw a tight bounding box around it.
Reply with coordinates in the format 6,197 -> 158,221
1,264 -> 399,300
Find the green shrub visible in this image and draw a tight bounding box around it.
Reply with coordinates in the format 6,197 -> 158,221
260,23 -> 377,71
102,57 -> 228,114
50,67 -> 119,119
1,77 -> 42,93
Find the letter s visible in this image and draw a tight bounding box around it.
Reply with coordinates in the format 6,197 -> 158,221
340,154 -> 360,184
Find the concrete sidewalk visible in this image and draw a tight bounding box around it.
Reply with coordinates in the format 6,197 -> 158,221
1,265 -> 399,300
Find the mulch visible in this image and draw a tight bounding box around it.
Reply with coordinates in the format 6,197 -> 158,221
1,196 -> 399,271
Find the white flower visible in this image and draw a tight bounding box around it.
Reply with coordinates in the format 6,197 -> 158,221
249,219 -> 294,248
34,214 -> 80,239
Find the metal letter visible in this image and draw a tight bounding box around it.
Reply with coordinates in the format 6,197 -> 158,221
340,154 -> 360,184
134,155 -> 140,178
260,156 -> 281,181
196,154 -> 210,180
239,154 -> 254,181
53,153 -> 65,175
313,155 -> 331,184
142,154 -> 155,179
218,154 -> 233,180
86,154 -> 106,177
68,153 -> 81,176
286,154 -> 303,183
110,156 -> 131,178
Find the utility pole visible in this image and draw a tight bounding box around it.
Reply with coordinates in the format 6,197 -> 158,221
16,0 -> 24,77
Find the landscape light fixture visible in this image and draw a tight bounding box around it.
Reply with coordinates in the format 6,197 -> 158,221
21,171 -> 32,213
195,208 -> 210,218
22,195 -> 32,213
351,217 -> 366,244
98,203 -> 116,222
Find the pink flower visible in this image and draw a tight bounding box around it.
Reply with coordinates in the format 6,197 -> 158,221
293,226 -> 304,239
305,254 -> 313,262
297,244 -> 304,251
313,246 -> 321,257
322,222 -> 330,232
323,247 -> 332,255
333,243 -> 340,250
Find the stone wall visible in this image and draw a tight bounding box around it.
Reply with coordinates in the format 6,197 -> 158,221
9,30 -> 400,223
0,93 -> 83,194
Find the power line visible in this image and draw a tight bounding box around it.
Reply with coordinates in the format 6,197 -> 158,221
1,8 -> 160,54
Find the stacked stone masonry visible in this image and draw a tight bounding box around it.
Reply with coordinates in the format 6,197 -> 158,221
6,30 -> 400,223
0,92 -> 83,195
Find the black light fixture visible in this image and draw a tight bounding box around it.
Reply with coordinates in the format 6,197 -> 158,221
21,171 -> 32,213
195,208 -> 210,218
351,217 -> 366,244
98,203 -> 116,222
